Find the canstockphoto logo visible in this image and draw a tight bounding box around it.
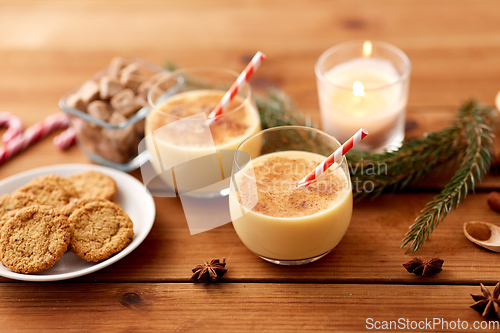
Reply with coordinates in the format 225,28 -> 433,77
139,113 -> 251,235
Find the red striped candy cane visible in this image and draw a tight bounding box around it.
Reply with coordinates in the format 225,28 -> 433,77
0,112 -> 23,143
0,113 -> 69,165
53,127 -> 77,151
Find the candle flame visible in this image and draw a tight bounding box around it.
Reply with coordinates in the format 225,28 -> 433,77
353,81 -> 364,96
363,41 -> 372,57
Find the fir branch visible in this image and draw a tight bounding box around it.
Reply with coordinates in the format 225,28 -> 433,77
346,126 -> 466,199
402,101 -> 495,253
255,89 -> 314,129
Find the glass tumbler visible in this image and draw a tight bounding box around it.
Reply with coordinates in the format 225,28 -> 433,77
145,67 -> 261,199
229,126 -> 353,265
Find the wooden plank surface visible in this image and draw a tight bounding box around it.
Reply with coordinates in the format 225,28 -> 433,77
0,191 -> 497,285
2,0 -> 500,109
1,0 -> 500,332
1,283 -> 498,332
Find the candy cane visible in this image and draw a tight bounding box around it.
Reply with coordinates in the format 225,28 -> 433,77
0,112 -> 23,143
53,128 -> 77,151
0,113 -> 69,165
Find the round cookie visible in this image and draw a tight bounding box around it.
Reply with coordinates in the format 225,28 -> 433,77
47,174 -> 79,199
0,192 -> 40,220
59,198 -> 111,217
66,171 -> 117,201
68,201 -> 133,262
15,174 -> 78,207
0,206 -> 71,274
0,212 -> 16,232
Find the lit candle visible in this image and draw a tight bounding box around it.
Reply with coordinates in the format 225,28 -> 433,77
316,41 -> 411,151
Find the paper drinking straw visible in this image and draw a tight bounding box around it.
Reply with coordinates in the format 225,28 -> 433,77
0,112 -> 23,143
0,113 -> 69,165
297,128 -> 369,187
207,51 -> 266,123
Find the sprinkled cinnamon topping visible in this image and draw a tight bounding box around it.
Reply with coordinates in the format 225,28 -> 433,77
148,90 -> 254,147
236,153 -> 349,218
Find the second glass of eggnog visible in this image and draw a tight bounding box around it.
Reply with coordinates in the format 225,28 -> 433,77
146,67 -> 261,198
229,126 -> 353,265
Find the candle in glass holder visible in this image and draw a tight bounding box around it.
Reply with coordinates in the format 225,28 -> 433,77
316,41 -> 411,152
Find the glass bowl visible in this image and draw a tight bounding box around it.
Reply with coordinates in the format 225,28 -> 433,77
59,57 -> 166,171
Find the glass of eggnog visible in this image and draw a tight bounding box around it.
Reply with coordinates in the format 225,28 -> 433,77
145,67 -> 262,198
229,126 -> 353,265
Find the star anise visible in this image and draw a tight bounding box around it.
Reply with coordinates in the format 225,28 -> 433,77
470,283 -> 500,318
403,257 -> 444,277
190,258 -> 228,283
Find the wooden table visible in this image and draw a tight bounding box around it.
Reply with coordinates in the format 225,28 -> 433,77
1,1 -> 500,331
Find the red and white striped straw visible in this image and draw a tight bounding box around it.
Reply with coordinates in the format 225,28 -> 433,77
0,112 -> 23,143
297,128 -> 369,187
53,127 -> 77,151
207,51 -> 266,122
0,113 -> 69,165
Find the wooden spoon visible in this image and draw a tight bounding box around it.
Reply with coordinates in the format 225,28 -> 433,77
463,221 -> 500,252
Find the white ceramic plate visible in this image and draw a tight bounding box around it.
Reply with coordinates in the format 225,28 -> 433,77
0,164 -> 156,282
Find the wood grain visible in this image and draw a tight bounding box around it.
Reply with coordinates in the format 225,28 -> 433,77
1,0 -> 500,331
0,283 -> 497,332
0,192 -> 496,285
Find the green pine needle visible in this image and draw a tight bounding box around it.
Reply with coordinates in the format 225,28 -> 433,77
401,101 -> 495,253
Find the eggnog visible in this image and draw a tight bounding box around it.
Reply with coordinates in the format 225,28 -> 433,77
145,89 -> 261,194
229,151 -> 352,262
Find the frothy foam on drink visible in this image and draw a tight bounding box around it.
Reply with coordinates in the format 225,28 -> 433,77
148,90 -> 254,147
236,153 -> 349,218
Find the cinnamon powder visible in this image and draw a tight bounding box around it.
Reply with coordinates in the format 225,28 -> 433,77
237,155 -> 348,218
149,90 -> 251,146
466,223 -> 492,241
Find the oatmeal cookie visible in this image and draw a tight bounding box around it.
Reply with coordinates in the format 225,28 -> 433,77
68,201 -> 133,262
67,171 -> 117,201
59,198 -> 111,217
0,192 -> 40,220
14,175 -> 78,207
0,206 -> 71,274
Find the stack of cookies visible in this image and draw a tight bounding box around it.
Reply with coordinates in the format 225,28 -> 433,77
0,170 -> 134,274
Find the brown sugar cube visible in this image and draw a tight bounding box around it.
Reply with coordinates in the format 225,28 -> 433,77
108,57 -> 127,77
138,72 -> 166,99
87,100 -> 111,121
79,80 -> 100,105
120,72 -> 144,92
135,95 -> 148,108
105,112 -> 136,152
99,75 -> 124,100
108,111 -> 128,126
74,121 -> 102,154
66,93 -> 87,112
120,63 -> 142,77
96,138 -> 129,164
138,73 -> 160,97
134,118 -> 145,135
110,89 -> 141,118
